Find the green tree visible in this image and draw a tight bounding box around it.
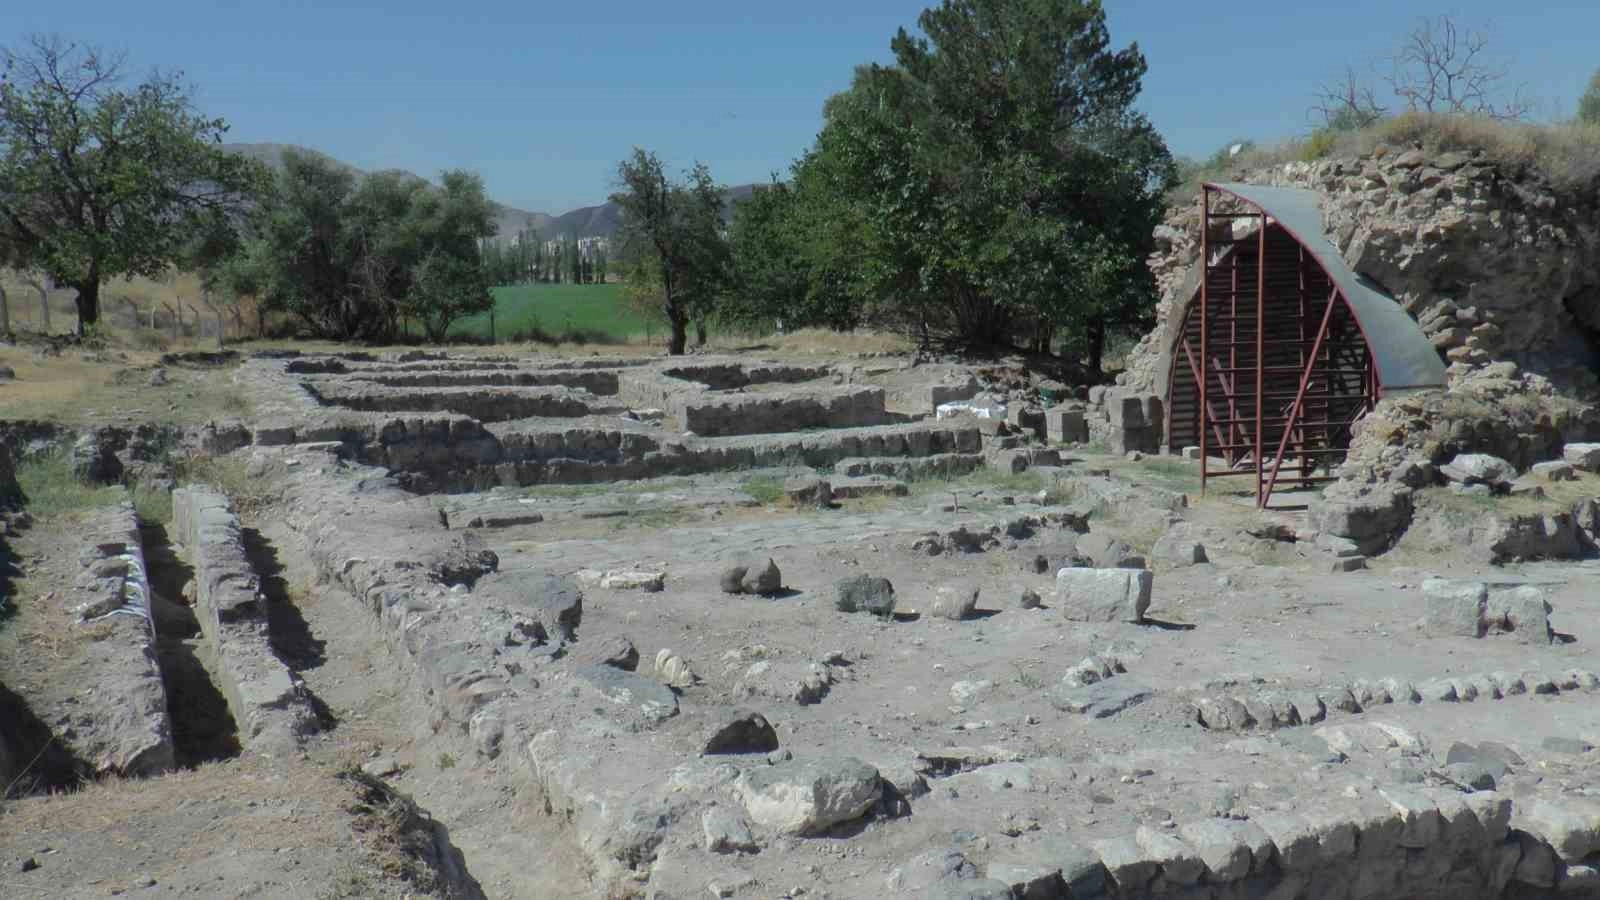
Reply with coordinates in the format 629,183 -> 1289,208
406,250 -> 491,342
726,178 -> 856,332
235,151 -> 494,341
611,150 -> 730,354
1580,69 -> 1600,126
761,0 -> 1173,373
0,37 -> 265,333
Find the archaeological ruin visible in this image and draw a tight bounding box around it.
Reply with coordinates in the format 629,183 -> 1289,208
3,144 -> 1600,900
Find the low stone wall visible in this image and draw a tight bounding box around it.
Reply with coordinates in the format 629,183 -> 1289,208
672,384 -> 891,436
68,500 -> 175,777
338,368 -> 622,395
302,382 -> 606,422
172,488 -> 318,754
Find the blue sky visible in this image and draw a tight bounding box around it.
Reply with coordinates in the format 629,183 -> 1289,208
5,1 -> 1596,214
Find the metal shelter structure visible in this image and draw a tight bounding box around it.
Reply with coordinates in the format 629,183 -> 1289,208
1164,183 -> 1447,509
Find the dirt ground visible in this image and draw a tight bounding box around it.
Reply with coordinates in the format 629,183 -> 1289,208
2,345 -> 1598,900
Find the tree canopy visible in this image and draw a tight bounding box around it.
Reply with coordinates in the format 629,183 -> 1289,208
610,148 -> 729,355
0,36 -> 264,333
231,149 -> 496,341
1580,69 -> 1600,126
724,0 -> 1175,374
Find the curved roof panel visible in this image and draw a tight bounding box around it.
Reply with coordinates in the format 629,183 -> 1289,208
1207,182 -> 1446,391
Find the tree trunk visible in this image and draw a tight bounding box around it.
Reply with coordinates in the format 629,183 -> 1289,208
34,280 -> 49,333
695,318 -> 707,348
0,283 -> 9,336
1087,318 -> 1106,381
73,278 -> 100,335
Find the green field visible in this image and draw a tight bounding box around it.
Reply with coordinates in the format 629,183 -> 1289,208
447,283 -> 654,344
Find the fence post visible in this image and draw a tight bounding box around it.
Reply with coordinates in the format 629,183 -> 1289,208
489,308 -> 496,345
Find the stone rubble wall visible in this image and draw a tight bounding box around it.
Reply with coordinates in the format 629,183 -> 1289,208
302,382 -> 612,422
171,487 -> 318,754
68,500 -> 175,777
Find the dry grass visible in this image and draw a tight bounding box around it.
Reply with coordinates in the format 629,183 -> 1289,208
1427,470 -> 1600,523
0,345 -> 252,426
1176,112 -> 1600,200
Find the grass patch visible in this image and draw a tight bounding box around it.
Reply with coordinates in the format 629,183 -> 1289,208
741,476 -> 785,505
447,283 -> 650,344
1425,471 -> 1600,525
176,455 -> 275,521
13,450 -> 124,518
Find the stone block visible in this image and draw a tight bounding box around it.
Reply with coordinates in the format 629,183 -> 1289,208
1531,460 -> 1577,482
1486,585 -> 1552,644
1422,578 -> 1487,637
1055,568 -> 1152,623
1177,819 -> 1256,882
1045,407 -> 1088,444
1105,392 -> 1146,428
1563,442 -> 1600,472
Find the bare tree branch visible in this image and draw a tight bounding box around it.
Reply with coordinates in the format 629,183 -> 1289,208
1386,16 -> 1531,121
1311,65 -> 1387,130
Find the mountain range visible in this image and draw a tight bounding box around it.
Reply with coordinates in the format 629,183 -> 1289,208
224,143 -> 757,243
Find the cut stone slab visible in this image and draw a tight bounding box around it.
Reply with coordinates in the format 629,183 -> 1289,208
732,756 -> 881,835
1052,679 -> 1153,719
835,575 -> 895,615
1485,585 -> 1553,644
784,477 -> 832,507
1421,578 -> 1487,637
601,569 -> 665,592
574,665 -> 679,723
1045,407 -> 1088,444
1563,442 -> 1600,472
1055,568 -> 1152,623
1531,460 -> 1577,482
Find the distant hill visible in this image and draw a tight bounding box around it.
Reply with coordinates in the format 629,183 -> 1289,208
224,143 -> 759,243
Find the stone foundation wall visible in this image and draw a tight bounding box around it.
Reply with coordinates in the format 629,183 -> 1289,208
673,384 -> 891,436
172,488 -> 318,753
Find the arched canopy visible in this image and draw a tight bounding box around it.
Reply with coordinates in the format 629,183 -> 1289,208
1161,183 -> 1445,509
1206,183 -> 1446,391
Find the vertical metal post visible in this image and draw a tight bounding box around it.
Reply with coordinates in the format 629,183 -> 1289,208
1254,206 -> 1266,508
1198,187 -> 1210,497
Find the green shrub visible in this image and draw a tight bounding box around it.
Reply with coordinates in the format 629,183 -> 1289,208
13,450 -> 124,518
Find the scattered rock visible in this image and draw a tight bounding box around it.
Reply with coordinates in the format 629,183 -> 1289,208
1017,587 -> 1042,609
720,557 -> 783,595
733,756 -> 881,835
702,807 -> 758,853
654,649 -> 698,688
574,635 -> 639,671
835,575 -> 895,616
1151,528 -> 1207,568
1439,453 -> 1516,489
929,583 -> 980,621
784,477 -> 832,508
1076,532 -> 1146,569
601,569 -> 665,592
703,711 -> 780,755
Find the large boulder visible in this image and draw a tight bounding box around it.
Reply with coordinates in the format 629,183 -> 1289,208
733,756 -> 881,835
835,575 -> 895,615
1055,568 -> 1152,623
1309,482 -> 1414,555
1470,512 -> 1584,562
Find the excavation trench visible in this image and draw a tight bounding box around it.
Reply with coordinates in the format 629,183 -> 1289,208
140,521 -> 242,767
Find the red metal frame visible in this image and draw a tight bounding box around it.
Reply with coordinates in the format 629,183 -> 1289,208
1167,185 -> 1380,509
